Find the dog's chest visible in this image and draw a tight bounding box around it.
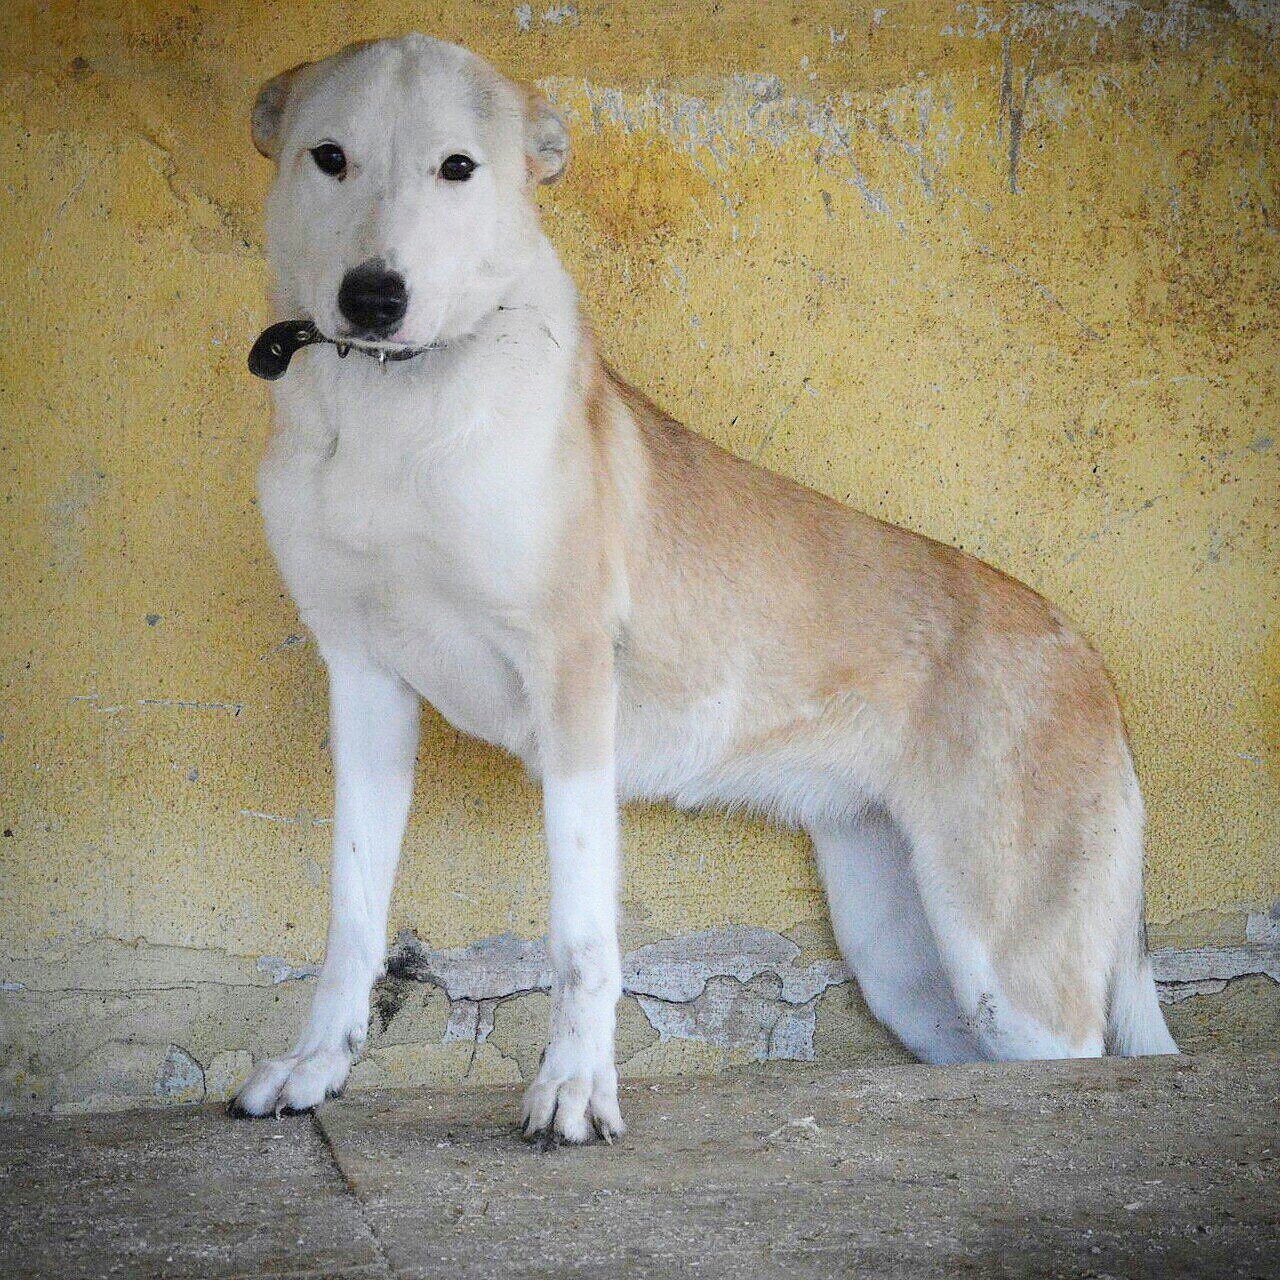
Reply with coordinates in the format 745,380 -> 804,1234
260,401 -> 547,759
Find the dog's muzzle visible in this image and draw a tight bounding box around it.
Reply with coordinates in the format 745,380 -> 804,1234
248,320 -> 431,380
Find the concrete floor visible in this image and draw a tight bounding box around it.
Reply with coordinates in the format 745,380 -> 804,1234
1,1055 -> 1276,1279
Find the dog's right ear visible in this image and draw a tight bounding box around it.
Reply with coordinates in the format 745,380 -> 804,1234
251,63 -> 311,160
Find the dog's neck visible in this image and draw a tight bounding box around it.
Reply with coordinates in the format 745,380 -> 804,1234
467,231 -> 583,370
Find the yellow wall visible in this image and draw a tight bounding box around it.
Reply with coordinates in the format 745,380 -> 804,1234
1,1 -> 1277,1112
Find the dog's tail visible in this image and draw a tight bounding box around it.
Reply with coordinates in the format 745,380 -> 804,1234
1104,753 -> 1177,1057
1107,933 -> 1177,1056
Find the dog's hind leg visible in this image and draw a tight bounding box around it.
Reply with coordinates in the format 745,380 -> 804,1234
899,778 -> 1116,1063
809,808 -> 982,1065
231,645 -> 420,1116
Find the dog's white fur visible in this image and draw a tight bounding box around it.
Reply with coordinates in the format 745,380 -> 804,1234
233,35 -> 1176,1138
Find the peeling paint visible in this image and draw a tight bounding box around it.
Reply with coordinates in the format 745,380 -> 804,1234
389,932 -> 552,1001
1245,908 -> 1279,946
387,927 -> 851,1063
137,698 -> 245,715
638,978 -> 819,1062
256,956 -> 319,985
3,923 -> 1279,1113
387,925 -> 1280,1062
998,34 -> 1039,194
1153,942 -> 1280,1002
623,927 -> 848,1005
387,926 -> 849,1008
442,1000 -> 497,1045
154,1045 -> 204,1101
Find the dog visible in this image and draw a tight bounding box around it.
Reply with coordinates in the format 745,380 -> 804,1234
231,34 -> 1176,1141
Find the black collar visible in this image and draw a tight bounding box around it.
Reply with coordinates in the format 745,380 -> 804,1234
248,320 -> 435,380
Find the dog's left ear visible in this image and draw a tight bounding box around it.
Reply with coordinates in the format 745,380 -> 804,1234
523,89 -> 570,184
252,62 -> 311,160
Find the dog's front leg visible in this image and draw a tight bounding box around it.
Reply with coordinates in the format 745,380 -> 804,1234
521,637 -> 625,1144
232,646 -> 419,1116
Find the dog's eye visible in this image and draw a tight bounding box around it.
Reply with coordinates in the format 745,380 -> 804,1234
310,143 -> 347,178
439,153 -> 476,182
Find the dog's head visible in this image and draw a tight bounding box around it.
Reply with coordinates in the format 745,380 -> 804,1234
251,35 -> 568,352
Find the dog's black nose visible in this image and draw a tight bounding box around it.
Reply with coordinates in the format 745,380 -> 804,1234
337,260 -> 408,335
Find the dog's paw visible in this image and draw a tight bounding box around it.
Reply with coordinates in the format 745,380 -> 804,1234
228,1048 -> 352,1118
521,1057 -> 625,1145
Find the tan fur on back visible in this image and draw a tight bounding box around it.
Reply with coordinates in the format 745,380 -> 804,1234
567,353 -> 1129,1046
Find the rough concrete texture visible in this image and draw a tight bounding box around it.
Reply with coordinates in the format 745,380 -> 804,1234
2,0 -> 1279,1111
0,1104 -> 387,1278
2,1056 -> 1277,1279
6,921 -> 1278,1115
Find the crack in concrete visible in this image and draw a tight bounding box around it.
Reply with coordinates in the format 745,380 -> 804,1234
5,925 -> 1276,1113
387,925 -> 850,1006
1152,941 -> 1280,1002
385,926 -> 850,1063
6,926 -> 1276,1009
310,1111 -> 401,1280
622,928 -> 848,1005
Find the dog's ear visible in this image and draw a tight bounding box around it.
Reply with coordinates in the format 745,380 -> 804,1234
523,88 -> 569,184
251,62 -> 310,160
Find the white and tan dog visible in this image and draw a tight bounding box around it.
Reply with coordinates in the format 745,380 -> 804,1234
231,34 -> 1176,1141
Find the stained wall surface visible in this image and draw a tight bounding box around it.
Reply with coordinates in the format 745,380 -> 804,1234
1,0 -> 1277,1113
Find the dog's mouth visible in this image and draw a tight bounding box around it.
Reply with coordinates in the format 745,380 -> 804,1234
248,320 -> 436,381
